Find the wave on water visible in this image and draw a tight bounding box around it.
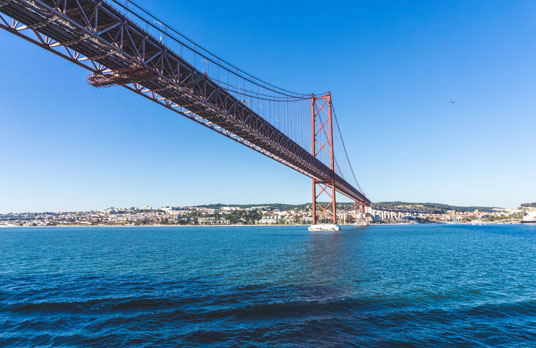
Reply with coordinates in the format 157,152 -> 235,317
2,276 -> 536,347
2,225 -> 536,347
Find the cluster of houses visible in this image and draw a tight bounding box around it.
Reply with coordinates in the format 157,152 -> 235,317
1,204 -> 532,227
0,205 -> 312,226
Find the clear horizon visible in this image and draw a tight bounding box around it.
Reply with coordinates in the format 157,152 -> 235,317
1,200 -> 531,215
2,0 -> 535,212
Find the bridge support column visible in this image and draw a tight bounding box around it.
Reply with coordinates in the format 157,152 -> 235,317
311,92 -> 336,225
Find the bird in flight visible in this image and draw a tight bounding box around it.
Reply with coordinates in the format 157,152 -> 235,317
450,100 -> 456,104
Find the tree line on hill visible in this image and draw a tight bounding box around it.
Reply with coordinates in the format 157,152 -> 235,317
197,201 -> 500,213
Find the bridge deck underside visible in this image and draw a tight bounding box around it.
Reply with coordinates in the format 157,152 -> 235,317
0,0 -> 370,205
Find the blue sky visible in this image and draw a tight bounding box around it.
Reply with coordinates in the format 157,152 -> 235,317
1,0 -> 535,212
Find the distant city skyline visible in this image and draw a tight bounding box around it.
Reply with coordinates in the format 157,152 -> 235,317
1,201 -> 529,227
1,0 -> 536,213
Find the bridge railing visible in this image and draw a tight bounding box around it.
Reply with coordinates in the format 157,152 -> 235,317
0,0 -> 370,207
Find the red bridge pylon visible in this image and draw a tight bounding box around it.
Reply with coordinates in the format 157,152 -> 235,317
311,92 -> 337,224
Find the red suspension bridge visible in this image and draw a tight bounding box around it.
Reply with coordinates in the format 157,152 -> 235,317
0,0 -> 371,226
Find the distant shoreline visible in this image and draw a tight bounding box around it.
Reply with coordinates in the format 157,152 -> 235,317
1,222 -> 528,228
0,224 -> 307,228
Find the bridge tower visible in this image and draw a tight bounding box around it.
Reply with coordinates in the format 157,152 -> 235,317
311,92 -> 337,224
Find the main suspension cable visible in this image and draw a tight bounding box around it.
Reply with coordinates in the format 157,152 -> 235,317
110,0 -> 324,99
332,103 -> 364,194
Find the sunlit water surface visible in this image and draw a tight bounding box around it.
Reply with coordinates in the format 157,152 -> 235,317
1,224 -> 536,347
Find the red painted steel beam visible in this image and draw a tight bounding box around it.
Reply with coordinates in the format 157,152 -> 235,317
0,0 -> 371,206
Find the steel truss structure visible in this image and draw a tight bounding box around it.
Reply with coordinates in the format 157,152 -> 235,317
0,0 -> 370,214
311,93 -> 337,224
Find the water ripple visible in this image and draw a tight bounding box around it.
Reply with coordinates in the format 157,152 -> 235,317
1,225 -> 536,347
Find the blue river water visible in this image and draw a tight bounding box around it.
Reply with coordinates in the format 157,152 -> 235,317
1,224 -> 536,347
